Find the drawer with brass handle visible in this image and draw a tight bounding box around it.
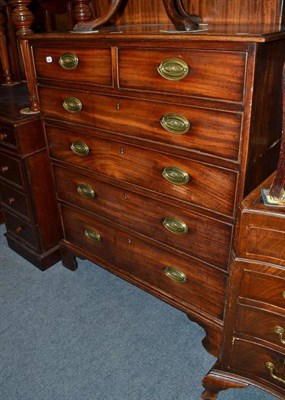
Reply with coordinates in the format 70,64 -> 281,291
235,304 -> 285,351
47,125 -> 237,217
33,47 -> 113,86
39,86 -> 242,162
60,204 -> 227,322
53,165 -> 232,269
229,338 -> 285,394
118,48 -> 246,103
0,151 -> 24,188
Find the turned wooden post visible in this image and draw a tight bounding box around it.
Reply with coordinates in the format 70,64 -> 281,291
9,0 -> 40,113
9,0 -> 33,36
72,0 -> 126,32
72,0 -> 92,26
269,62 -> 285,199
0,1 -> 13,84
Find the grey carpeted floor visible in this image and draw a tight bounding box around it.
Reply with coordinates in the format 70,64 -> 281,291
0,224 -> 275,399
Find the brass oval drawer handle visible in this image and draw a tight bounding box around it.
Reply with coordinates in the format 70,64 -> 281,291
84,228 -> 102,242
163,266 -> 188,283
70,141 -> 90,156
59,52 -> 79,70
161,113 -> 191,134
0,133 -> 7,141
162,166 -> 190,186
265,361 -> 285,385
63,97 -> 83,113
157,58 -> 189,81
77,183 -> 96,199
274,326 -> 285,345
162,216 -> 189,235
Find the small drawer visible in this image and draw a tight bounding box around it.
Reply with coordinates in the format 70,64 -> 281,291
235,304 -> 285,350
118,48 -> 247,103
61,205 -> 227,321
0,125 -> 17,150
34,47 -> 113,87
54,165 -> 232,269
0,182 -> 31,219
229,338 -> 285,393
239,269 -> 285,309
46,125 -> 237,217
38,86 -> 242,162
5,211 -> 40,251
0,152 -> 24,188
236,211 -> 285,266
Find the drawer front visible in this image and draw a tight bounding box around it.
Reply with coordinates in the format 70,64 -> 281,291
34,47 -> 113,86
0,125 -> 17,151
54,165 -> 232,269
229,338 -> 285,393
0,182 -> 31,219
235,304 -> 285,350
5,211 -> 40,251
118,48 -> 247,103
240,269 -> 285,309
0,152 -> 24,188
61,205 -> 226,320
237,213 -> 285,265
39,86 -> 242,161
46,125 -> 237,216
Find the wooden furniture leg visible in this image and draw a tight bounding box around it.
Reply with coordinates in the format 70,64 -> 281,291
61,246 -> 78,271
201,367 -> 248,400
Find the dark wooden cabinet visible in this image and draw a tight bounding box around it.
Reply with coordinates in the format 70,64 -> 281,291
202,174 -> 285,399
0,84 -> 62,270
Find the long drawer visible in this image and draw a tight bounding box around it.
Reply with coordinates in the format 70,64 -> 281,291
54,164 -> 232,269
46,125 -> 237,217
118,48 -> 247,103
38,86 -> 242,161
34,47 -> 113,86
61,204 -> 227,321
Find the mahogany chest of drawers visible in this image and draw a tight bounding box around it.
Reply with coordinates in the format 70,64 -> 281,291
0,84 -> 62,270
202,174 -> 285,399
26,27 -> 285,354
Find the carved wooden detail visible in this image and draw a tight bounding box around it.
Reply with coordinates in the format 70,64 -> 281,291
72,0 -> 201,32
72,0 -> 125,31
72,0 -> 93,28
9,0 -> 33,37
162,0 -> 200,31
